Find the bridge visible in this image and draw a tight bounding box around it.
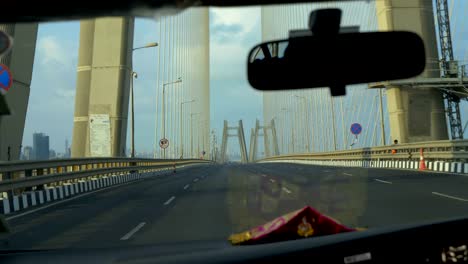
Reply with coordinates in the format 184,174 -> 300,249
0,0 -> 468,248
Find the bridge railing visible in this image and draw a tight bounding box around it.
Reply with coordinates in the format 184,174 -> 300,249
258,140 -> 468,173
0,158 -> 210,194
0,158 -> 211,215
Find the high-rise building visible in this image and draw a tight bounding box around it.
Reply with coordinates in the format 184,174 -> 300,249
65,139 -> 69,158
49,149 -> 56,159
33,133 -> 49,160
22,146 -> 33,160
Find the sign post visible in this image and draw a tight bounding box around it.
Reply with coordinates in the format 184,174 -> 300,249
349,123 -> 362,148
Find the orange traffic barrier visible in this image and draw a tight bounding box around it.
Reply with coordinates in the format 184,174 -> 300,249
419,148 -> 427,171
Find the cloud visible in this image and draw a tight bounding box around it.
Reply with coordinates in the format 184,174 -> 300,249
37,36 -> 75,69
211,7 -> 259,32
22,24 -> 79,151
209,7 -> 263,142
54,89 -> 75,100
211,23 -> 244,43
209,7 -> 261,83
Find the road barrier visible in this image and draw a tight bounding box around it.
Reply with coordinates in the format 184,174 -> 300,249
0,158 -> 210,215
257,139 -> 468,174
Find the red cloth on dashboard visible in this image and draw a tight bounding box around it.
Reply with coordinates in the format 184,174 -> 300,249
229,206 -> 356,245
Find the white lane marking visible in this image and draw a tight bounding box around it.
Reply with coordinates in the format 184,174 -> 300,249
323,170 -> 331,173
183,184 -> 190,190
120,222 -> 146,240
374,179 -> 392,184
269,179 -> 275,183
261,174 -> 267,177
193,178 -> 199,182
164,196 -> 176,205
6,179 -> 139,221
343,173 -> 353,176
432,192 -> 468,202
282,187 -> 292,194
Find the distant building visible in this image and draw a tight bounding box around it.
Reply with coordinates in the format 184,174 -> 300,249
22,146 -> 33,160
49,149 -> 56,159
65,139 -> 70,158
33,133 -> 49,160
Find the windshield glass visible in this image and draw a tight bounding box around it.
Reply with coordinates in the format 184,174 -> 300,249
0,0 -> 468,250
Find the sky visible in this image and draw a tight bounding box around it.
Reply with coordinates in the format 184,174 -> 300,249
21,8 -> 263,154
20,2 -> 468,154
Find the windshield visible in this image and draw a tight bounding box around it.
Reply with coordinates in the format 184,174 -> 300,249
0,0 -> 468,250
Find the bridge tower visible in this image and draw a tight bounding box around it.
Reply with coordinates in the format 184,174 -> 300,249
374,1 -> 449,143
0,24 -> 38,161
71,18 -> 134,158
220,120 -> 248,163
249,119 -> 279,162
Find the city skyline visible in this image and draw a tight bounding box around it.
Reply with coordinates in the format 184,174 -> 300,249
21,132 -> 70,160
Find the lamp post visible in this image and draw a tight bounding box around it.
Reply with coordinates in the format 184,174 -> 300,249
162,77 -> 182,159
280,108 -> 289,154
130,71 -> 138,158
329,96 -> 337,151
378,88 -> 386,146
198,119 -> 208,159
190,112 -> 200,158
133,42 -> 158,51
130,42 -> 158,158
180,99 -> 195,158
294,95 -> 311,153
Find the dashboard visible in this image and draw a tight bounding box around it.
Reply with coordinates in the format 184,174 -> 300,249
1,216 -> 468,263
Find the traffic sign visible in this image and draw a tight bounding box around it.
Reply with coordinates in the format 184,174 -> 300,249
159,138 -> 169,149
350,123 -> 362,135
0,64 -> 12,94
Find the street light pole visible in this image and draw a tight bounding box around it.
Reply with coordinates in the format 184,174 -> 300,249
378,88 -> 386,146
130,71 -> 137,158
129,42 -> 158,158
330,96 -> 337,151
133,42 -> 158,51
281,108 -> 288,154
294,95 -> 311,153
162,77 -> 182,159
190,113 -> 200,158
180,99 -> 195,158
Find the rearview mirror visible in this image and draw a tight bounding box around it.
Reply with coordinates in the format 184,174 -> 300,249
247,31 -> 426,96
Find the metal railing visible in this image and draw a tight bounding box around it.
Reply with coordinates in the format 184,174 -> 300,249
259,139 -> 468,162
0,158 -> 211,194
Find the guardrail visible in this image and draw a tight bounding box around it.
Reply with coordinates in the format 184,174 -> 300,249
0,158 -> 211,215
258,140 -> 468,173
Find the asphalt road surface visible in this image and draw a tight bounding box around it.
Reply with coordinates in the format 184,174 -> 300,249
3,163 -> 468,250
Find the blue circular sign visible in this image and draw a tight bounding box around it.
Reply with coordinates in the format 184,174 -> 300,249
350,123 -> 362,135
0,64 -> 12,94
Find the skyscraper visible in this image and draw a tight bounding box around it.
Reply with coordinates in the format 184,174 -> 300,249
22,146 -> 33,160
49,149 -> 56,159
65,139 -> 70,158
33,133 -> 49,160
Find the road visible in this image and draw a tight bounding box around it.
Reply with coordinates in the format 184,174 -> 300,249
3,162 -> 468,250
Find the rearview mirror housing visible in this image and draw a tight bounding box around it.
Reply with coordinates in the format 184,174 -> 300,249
247,31 -> 426,96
